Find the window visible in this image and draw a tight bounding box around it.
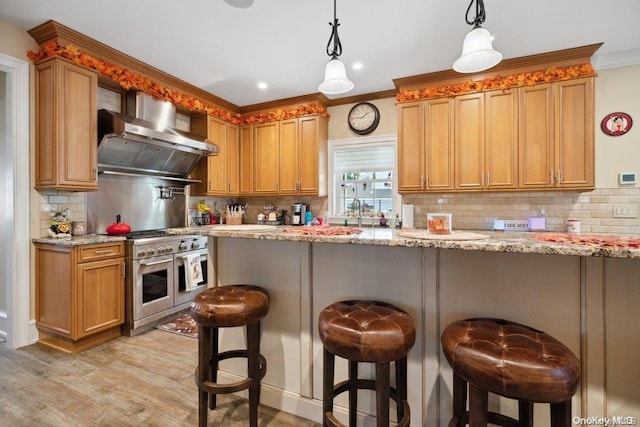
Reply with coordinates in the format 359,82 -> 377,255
328,135 -> 399,224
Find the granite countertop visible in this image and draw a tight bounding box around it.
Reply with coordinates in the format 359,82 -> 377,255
32,234 -> 127,246
166,225 -> 640,259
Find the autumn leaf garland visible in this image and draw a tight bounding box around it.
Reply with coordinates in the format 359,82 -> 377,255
396,63 -> 597,102
27,41 -> 330,125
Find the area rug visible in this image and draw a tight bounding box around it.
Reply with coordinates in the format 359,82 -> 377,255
155,313 -> 198,338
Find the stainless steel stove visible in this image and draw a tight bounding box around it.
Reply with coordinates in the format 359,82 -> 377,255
123,232 -> 209,336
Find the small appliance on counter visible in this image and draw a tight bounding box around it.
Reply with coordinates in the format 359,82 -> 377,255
292,203 -> 308,226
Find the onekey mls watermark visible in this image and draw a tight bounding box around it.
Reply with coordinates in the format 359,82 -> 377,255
573,416 -> 638,426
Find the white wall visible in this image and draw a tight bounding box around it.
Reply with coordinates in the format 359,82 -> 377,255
0,70 -> 7,317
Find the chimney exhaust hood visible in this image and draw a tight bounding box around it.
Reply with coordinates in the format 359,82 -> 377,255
97,92 -> 218,183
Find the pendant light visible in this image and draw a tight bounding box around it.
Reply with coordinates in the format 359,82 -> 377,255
318,0 -> 354,95
453,0 -> 502,73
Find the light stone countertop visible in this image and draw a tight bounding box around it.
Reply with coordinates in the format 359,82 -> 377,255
32,234 -> 127,246
165,225 -> 640,259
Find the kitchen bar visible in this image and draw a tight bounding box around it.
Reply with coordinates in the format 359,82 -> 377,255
158,226 -> 640,425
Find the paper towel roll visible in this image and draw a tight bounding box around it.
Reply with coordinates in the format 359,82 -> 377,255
401,204 -> 414,229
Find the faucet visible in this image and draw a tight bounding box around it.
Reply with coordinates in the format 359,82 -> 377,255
353,198 -> 362,227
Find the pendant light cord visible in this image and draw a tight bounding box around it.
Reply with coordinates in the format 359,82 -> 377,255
465,0 -> 486,28
325,0 -> 343,59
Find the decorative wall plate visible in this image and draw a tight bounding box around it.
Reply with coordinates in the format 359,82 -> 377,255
601,112 -> 632,136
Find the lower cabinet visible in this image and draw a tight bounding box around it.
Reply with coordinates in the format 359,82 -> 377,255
35,241 -> 125,353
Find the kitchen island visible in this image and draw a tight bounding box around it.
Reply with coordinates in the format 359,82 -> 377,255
167,225 -> 639,426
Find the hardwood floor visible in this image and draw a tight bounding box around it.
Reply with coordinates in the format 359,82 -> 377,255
0,329 -> 321,426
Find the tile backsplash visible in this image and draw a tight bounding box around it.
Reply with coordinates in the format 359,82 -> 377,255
39,188 -> 639,237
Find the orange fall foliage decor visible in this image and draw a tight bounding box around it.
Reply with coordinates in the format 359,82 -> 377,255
27,42 -> 329,125
396,63 -> 597,102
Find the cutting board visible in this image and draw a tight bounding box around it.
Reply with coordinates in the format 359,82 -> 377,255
396,229 -> 489,240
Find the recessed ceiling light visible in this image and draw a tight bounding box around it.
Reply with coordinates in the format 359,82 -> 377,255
257,82 -> 268,89
352,62 -> 363,70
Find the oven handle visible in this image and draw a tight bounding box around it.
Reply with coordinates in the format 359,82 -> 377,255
139,259 -> 173,267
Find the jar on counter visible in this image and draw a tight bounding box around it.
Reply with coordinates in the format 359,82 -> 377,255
567,218 -> 581,234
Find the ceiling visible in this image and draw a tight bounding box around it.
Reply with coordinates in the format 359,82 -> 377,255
2,0 -> 640,107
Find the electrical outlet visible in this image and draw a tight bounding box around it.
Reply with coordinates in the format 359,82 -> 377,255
613,205 -> 637,218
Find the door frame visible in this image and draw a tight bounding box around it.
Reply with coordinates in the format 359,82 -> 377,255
0,53 -> 31,348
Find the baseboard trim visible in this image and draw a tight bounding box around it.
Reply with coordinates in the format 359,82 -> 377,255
29,320 -> 39,345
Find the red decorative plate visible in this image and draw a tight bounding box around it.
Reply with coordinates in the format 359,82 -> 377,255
601,112 -> 632,136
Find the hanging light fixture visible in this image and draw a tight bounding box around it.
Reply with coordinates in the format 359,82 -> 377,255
318,0 -> 354,95
453,0 -> 502,73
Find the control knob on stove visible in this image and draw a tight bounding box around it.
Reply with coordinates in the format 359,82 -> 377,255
137,249 -> 147,257
191,241 -> 200,249
146,248 -> 156,256
178,242 -> 188,251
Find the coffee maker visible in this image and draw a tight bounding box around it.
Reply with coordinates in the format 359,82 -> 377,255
291,203 -> 307,226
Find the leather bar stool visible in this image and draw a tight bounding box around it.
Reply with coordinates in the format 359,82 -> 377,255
319,300 -> 416,427
191,285 -> 270,427
441,318 -> 581,427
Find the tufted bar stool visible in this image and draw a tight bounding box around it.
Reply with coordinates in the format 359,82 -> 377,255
319,300 -> 416,427
441,318 -> 581,427
190,285 -> 270,427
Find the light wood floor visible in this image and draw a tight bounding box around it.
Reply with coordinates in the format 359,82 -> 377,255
0,329 -> 321,426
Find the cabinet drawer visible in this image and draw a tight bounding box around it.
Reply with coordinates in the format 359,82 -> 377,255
78,242 -> 124,262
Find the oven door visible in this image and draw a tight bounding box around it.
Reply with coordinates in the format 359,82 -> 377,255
133,255 -> 175,320
174,248 -> 209,306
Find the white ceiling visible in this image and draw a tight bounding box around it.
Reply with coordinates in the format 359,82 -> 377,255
2,0 -> 640,107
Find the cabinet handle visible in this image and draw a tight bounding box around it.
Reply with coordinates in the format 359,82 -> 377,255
557,169 -> 562,184
481,173 -> 484,187
94,250 -> 115,255
421,174 -> 425,188
486,172 -> 490,187
121,263 -> 126,279
550,169 -> 554,185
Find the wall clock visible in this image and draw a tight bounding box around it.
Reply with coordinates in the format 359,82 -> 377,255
601,112 -> 632,136
348,102 -> 380,135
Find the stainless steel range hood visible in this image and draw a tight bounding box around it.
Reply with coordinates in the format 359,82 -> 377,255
98,92 -> 218,183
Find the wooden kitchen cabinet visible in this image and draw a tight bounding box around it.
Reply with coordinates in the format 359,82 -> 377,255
239,124 -> 254,195
253,115 -> 327,196
519,77 -> 594,189
484,89 -> 518,190
35,57 -> 98,192
35,241 -> 125,353
454,93 -> 485,190
397,99 -> 454,192
190,115 -> 240,196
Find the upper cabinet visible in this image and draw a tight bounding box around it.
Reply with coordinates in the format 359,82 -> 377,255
519,78 -> 594,189
190,116 -> 239,197
35,57 -> 99,192
397,77 -> 594,193
253,115 -> 328,196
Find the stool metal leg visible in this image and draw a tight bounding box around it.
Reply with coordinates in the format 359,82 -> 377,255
209,327 -> 219,410
468,382 -> 488,427
348,360 -> 358,427
375,362 -> 390,427
550,400 -> 572,427
323,348 -> 335,426
396,356 -> 408,422
247,321 -> 261,427
198,324 -> 212,427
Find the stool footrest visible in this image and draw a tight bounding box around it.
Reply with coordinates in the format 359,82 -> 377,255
195,350 -> 267,395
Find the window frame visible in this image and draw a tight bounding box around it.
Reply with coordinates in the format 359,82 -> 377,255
327,134 -> 400,225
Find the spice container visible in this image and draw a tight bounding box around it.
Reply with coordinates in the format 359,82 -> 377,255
567,218 -> 581,234
427,213 -> 452,234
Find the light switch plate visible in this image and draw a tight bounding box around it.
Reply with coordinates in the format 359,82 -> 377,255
613,205 -> 637,218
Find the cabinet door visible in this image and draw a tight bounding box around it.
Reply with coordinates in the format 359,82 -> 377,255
254,122 -> 279,194
239,125 -> 254,195
298,116 -> 321,195
278,119 -> 299,194
485,90 -> 518,189
519,84 -> 554,188
425,98 -> 454,190
455,93 -> 484,190
397,102 -> 424,192
35,58 -> 98,191
555,78 -> 594,188
76,258 -> 125,339
35,244 -> 73,338
227,124 -> 240,195
206,117 -> 229,194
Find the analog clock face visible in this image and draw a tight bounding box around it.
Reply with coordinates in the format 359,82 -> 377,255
348,102 -> 380,135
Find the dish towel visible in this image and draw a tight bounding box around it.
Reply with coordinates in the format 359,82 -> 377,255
185,253 -> 203,292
